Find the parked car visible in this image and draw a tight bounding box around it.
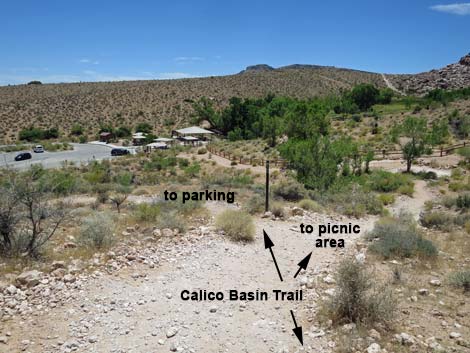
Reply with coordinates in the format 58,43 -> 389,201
33,145 -> 44,153
111,148 -> 130,156
14,152 -> 32,161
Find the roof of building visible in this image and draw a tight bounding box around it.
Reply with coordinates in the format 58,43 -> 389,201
181,136 -> 199,141
175,126 -> 214,135
146,142 -> 167,148
100,132 -> 112,136
154,137 -> 173,142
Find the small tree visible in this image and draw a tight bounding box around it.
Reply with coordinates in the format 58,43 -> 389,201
109,185 -> 131,213
0,169 -> 69,258
399,117 -> 428,173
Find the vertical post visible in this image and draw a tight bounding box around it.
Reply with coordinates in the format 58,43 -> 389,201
265,160 -> 270,213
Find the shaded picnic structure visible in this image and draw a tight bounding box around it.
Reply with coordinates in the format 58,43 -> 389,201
172,126 -> 214,145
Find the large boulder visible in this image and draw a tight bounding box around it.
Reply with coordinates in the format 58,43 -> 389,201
459,54 -> 470,66
16,270 -> 42,288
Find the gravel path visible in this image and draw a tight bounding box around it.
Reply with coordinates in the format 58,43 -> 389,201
4,211 -> 375,353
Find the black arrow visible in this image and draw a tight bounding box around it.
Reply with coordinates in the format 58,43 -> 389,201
290,310 -> 303,346
293,252 -> 312,278
263,230 -> 283,282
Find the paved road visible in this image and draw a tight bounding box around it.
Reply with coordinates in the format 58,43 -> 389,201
0,143 -> 116,170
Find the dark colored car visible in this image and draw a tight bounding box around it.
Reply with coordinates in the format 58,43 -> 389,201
14,152 -> 32,161
111,148 -> 130,156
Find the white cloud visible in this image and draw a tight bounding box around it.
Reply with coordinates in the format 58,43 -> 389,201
79,58 -> 99,65
430,3 -> 470,15
0,70 -> 197,86
174,56 -> 204,62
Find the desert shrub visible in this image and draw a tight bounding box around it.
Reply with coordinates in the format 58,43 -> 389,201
39,170 -> 77,195
156,210 -> 186,232
244,194 -> 265,214
454,213 -> 470,227
184,163 -> 201,177
414,170 -> 438,180
114,171 -> 133,186
202,169 -> 253,188
272,178 -> 307,201
368,170 -> 412,193
378,193 -> 395,206
270,202 -> 286,218
368,215 -> 438,259
441,195 -> 457,208
133,203 -> 162,222
457,193 -> 470,209
298,199 -> 322,212
420,211 -> 454,230
197,148 -> 207,154
325,259 -> 396,326
397,184 -> 414,196
323,185 -> 383,217
79,212 -> 116,249
216,210 -> 255,242
449,270 -> 470,293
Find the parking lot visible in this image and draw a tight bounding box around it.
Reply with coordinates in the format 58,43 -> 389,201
0,143 -> 118,170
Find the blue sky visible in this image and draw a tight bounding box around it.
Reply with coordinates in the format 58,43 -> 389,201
1,0 -> 469,85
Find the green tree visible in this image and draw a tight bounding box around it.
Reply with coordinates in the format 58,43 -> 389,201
191,97 -> 219,128
349,84 -> 380,111
399,117 -> 428,172
134,122 -> 152,134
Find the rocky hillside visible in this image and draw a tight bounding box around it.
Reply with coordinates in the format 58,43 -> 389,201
0,66 -> 384,143
1,54 -> 470,143
387,53 -> 470,95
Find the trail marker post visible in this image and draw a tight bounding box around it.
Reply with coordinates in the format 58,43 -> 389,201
265,160 -> 270,213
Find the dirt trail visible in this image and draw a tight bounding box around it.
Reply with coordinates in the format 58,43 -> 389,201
390,179 -> 434,221
5,210 -> 375,353
4,181 -> 435,353
381,73 -> 405,96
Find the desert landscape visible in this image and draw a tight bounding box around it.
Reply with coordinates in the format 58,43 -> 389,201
1,2 -> 470,353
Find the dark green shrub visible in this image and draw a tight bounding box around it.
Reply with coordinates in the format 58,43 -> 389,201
457,193 -> 470,209
368,170 -> 412,193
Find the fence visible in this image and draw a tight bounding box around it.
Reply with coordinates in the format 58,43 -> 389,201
372,140 -> 469,160
207,140 -> 469,167
206,145 -> 288,168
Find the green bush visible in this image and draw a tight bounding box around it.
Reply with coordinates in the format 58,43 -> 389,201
133,203 -> 162,222
378,193 -> 395,206
79,212 -> 116,249
298,199 -> 322,212
368,215 -> 438,259
449,270 -> 470,293
272,178 -> 307,201
368,170 -> 412,193
197,148 -> 207,154
216,210 -> 255,242
456,193 -> 470,209
326,259 -> 396,326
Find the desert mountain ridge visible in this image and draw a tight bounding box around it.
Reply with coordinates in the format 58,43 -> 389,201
0,53 -> 469,143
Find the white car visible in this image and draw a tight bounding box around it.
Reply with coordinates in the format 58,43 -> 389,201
33,145 -> 44,153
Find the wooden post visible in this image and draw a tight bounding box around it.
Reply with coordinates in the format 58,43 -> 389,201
265,160 -> 270,213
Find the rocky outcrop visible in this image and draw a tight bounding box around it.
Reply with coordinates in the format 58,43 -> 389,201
387,53 -> 470,95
